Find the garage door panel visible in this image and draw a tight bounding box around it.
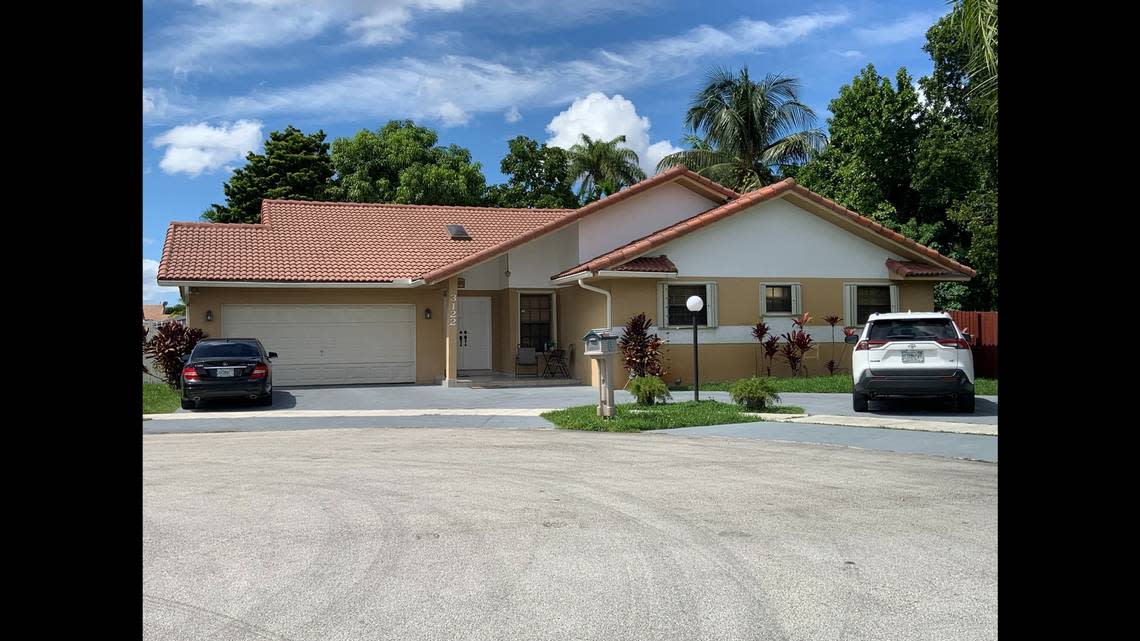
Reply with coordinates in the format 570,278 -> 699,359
221,304 -> 416,386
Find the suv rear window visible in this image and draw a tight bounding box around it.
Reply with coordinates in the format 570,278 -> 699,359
867,319 -> 957,341
191,341 -> 262,358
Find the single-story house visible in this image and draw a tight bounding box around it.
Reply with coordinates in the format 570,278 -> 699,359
157,166 -> 975,387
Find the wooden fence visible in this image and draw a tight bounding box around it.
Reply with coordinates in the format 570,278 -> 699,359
947,310 -> 998,378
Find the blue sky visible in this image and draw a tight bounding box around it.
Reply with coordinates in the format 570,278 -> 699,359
143,0 -> 950,304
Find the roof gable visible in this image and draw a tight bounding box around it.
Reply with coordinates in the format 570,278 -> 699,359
554,178 -> 975,280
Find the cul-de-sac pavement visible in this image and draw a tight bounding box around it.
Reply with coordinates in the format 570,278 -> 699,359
144,386 -> 997,641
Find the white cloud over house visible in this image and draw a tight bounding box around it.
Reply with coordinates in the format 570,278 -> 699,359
545,93 -> 681,176
212,12 -> 848,127
143,258 -> 181,304
152,120 -> 263,177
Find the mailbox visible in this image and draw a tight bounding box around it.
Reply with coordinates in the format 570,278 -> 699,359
582,329 -> 618,355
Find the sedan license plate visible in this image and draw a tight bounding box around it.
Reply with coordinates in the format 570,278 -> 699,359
901,350 -> 924,364
215,368 -> 236,377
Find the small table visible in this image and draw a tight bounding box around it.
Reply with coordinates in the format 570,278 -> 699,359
541,349 -> 570,378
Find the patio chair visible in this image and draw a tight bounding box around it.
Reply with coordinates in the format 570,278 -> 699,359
515,346 -> 539,378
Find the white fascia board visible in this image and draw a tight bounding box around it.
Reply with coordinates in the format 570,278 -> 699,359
158,279 -> 426,288
595,270 -> 677,279
550,271 -> 593,285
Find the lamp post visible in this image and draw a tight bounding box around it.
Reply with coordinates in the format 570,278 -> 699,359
686,295 -> 704,402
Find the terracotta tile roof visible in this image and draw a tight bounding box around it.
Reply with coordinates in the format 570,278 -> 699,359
158,201 -> 575,283
885,259 -> 958,277
553,178 -> 976,280
608,255 -> 677,273
142,304 -> 166,320
420,165 -> 736,283
158,166 -> 737,286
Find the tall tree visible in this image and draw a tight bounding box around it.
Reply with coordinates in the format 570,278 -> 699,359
326,120 -> 486,206
485,136 -> 579,208
566,134 -> 646,203
202,126 -> 333,224
657,67 -> 827,192
394,144 -> 487,206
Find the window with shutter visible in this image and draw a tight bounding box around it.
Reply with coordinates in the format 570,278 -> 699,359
661,283 -> 717,327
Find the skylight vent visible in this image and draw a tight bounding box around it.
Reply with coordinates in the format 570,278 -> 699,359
446,224 -> 471,240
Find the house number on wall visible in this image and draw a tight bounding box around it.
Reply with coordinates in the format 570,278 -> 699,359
448,292 -> 457,326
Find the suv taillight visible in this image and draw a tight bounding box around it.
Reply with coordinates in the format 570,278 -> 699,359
938,338 -> 972,349
250,364 -> 268,380
855,340 -> 886,351
182,366 -> 200,382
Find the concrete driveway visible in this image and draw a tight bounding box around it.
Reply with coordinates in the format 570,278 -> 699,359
144,428 -> 997,641
174,383 -> 998,425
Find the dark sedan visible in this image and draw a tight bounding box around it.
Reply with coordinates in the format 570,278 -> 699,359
180,338 -> 277,410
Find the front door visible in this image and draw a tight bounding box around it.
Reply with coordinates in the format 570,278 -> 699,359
458,297 -> 492,371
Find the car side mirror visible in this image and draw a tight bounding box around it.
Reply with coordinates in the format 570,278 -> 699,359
961,333 -> 973,344
844,335 -> 859,345
268,352 -> 278,359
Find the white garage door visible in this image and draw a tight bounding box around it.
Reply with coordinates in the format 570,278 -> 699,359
222,304 -> 416,386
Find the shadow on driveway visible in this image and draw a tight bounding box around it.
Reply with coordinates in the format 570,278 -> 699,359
867,396 -> 998,417
181,389 -> 299,413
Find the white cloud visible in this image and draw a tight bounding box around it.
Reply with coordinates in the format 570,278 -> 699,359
143,237 -> 155,245
152,120 -> 263,177
545,93 -> 679,175
835,49 -> 864,58
143,259 -> 181,304
145,0 -> 470,75
504,105 -> 521,123
855,13 -> 941,46
215,12 -> 848,127
433,101 -> 470,127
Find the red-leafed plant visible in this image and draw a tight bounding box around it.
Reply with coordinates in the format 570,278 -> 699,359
142,322 -> 149,374
780,312 -> 815,377
751,321 -> 770,376
823,315 -> 843,374
762,335 -> 780,377
842,326 -> 857,338
144,321 -> 208,389
619,313 -> 666,379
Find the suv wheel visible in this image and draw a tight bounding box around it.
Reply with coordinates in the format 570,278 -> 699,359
853,392 -> 869,412
180,399 -> 197,410
956,392 -> 975,413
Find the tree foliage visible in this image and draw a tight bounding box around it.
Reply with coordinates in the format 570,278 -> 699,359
566,134 -> 646,203
202,126 -> 334,224
485,136 -> 579,208
795,6 -> 997,310
657,67 -> 827,192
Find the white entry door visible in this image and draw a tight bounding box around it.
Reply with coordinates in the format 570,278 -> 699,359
222,304 -> 416,386
458,297 -> 492,371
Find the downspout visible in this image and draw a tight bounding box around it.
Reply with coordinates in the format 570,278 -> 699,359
577,277 -> 611,331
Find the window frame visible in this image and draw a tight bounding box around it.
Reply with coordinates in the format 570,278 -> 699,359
658,281 -> 718,329
515,290 -> 557,352
759,282 -> 801,317
843,282 -> 900,327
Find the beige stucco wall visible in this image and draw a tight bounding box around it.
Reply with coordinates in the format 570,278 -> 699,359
559,276 -> 936,387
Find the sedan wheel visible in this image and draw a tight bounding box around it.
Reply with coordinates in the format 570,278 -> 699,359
180,399 -> 196,410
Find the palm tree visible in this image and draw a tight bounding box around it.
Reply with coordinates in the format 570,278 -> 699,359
952,0 -> 998,116
566,134 -> 646,203
657,67 -> 827,192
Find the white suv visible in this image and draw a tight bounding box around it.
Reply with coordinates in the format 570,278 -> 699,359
845,311 -> 975,413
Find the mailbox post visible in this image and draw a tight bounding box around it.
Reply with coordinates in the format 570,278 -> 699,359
582,329 -> 619,418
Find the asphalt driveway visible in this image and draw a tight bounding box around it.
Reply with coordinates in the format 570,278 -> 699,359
143,428 -> 997,640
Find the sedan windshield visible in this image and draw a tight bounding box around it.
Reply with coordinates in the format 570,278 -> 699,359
191,342 -> 261,359
867,319 -> 957,341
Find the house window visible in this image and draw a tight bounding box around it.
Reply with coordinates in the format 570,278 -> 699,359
661,283 -> 716,327
519,294 -> 552,351
761,283 -> 801,316
856,286 -> 893,323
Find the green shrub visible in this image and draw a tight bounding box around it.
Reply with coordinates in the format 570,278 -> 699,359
728,377 -> 782,410
627,375 -> 672,406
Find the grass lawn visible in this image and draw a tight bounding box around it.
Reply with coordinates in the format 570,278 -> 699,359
541,400 -> 805,433
672,375 -> 998,396
143,382 -> 181,414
